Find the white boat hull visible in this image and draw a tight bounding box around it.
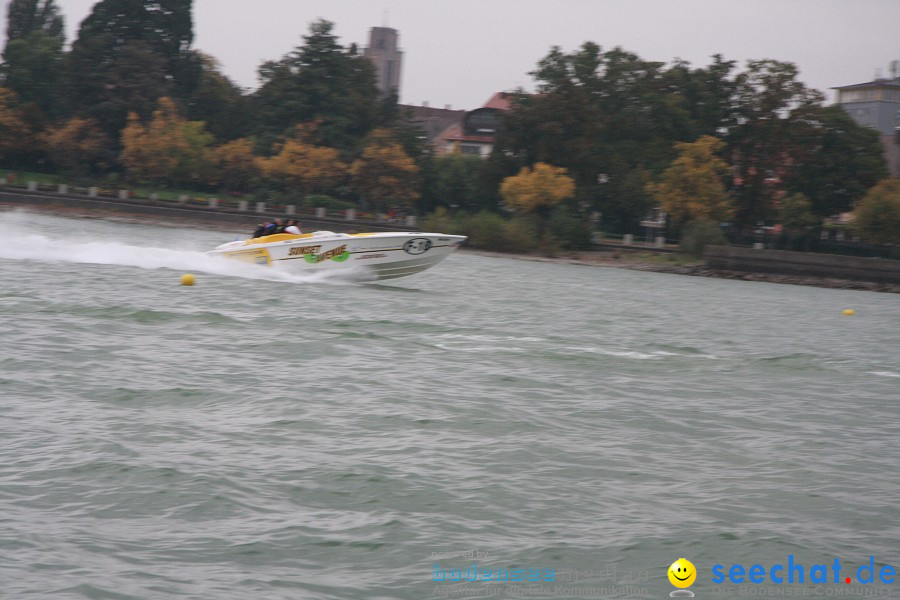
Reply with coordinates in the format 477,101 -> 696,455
208,231 -> 466,280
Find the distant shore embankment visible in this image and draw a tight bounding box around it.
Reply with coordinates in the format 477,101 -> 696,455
0,187 -> 410,234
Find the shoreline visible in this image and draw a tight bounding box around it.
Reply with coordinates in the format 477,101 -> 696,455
466,248 -> 900,294
3,203 -> 898,294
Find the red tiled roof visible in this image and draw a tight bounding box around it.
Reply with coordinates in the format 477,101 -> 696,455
482,92 -> 513,110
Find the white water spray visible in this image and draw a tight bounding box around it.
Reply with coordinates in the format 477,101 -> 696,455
0,210 -> 363,284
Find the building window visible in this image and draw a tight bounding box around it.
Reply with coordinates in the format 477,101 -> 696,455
841,89 -> 877,103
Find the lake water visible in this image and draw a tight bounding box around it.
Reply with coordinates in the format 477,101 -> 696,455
1,210 -> 898,600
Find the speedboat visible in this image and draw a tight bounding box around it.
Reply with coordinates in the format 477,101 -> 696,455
209,231 -> 467,280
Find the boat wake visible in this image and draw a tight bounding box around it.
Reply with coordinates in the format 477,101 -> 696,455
0,211 -> 364,284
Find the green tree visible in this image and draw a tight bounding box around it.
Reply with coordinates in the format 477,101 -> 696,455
69,39 -> 174,140
726,59 -> 824,227
253,19 -> 381,152
186,52 -> 250,142
779,193 -> 818,229
1,0 -> 65,124
660,55 -> 739,141
502,43 -> 606,188
1,31 -> 63,124
4,0 -> 63,45
853,179 -> 900,245
65,0 -> 199,138
647,135 -> 733,227
602,167 -> 656,235
784,105 -> 888,217
433,155 -> 484,212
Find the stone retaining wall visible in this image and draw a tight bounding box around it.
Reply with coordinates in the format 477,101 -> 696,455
704,245 -> 900,284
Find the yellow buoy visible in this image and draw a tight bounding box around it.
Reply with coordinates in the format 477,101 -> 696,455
842,309 -> 855,316
180,273 -> 196,286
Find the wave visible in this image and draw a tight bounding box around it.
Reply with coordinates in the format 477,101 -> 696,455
0,210 -> 360,284
868,370 -> 900,378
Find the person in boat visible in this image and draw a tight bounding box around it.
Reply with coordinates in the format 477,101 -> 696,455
284,220 -> 302,235
252,221 -> 270,238
259,218 -> 283,236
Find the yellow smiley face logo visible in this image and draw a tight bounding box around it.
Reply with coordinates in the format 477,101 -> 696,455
668,558 -> 696,588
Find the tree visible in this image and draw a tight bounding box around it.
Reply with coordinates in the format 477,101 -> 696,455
498,45 -> 739,234
601,167 -> 656,235
0,87 -> 33,161
259,134 -> 346,199
499,162 -> 575,216
1,31 -> 64,122
42,117 -> 108,175
784,105 -> 888,217
647,135 -> 733,227
776,192 -> 818,251
433,155 -> 484,212
502,44 -> 606,188
779,193 -> 818,229
207,138 -> 259,192
120,97 -> 212,186
350,129 -> 420,211
1,0 -> 65,124
726,59 -> 824,227
65,0 -> 199,138
252,19 -> 382,152
187,52 -> 250,142
4,0 -> 63,46
177,120 -> 214,186
853,179 -> 900,245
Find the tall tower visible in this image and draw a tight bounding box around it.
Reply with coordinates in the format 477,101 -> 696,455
364,27 -> 402,99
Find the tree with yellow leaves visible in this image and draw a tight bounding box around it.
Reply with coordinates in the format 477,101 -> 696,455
853,179 -> 900,245
647,135 -> 733,227
258,137 -> 346,198
42,117 -> 109,175
120,97 -> 213,186
0,88 -> 32,160
206,138 -> 259,192
499,162 -> 575,216
350,129 -> 420,211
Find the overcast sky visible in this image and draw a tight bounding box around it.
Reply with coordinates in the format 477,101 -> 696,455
9,0 -> 900,110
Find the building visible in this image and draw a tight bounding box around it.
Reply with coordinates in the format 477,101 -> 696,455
833,62 -> 900,177
400,103 -> 466,146
363,27 -> 402,98
440,92 -> 513,157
